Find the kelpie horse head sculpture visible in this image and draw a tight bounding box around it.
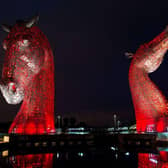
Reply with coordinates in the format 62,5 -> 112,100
0,16 -> 55,134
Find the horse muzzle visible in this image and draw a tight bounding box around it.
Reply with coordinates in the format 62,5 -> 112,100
0,80 -> 24,104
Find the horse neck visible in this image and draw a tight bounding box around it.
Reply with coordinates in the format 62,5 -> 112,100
129,63 -> 167,120
20,49 -> 55,117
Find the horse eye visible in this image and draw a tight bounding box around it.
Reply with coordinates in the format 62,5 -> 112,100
20,39 -> 29,47
17,39 -> 29,48
23,39 -> 29,46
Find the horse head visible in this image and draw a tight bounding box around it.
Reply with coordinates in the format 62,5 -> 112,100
0,16 -> 55,134
0,16 -> 44,104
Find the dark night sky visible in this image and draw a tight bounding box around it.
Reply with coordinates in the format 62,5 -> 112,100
0,0 -> 168,127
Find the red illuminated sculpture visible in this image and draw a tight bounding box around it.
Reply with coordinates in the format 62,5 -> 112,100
129,26 -> 168,132
0,16 -> 55,134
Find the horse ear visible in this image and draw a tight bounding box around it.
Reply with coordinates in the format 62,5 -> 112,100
125,52 -> 134,59
25,15 -> 39,28
1,24 -> 11,33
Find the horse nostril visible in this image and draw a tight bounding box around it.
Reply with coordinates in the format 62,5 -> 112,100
8,82 -> 16,93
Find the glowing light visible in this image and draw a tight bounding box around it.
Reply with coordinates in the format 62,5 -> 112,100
66,127 -> 89,135
129,26 -> 168,133
125,152 -> 130,156
56,153 -> 59,158
78,152 -> 84,157
3,136 -> 9,142
68,127 -> 85,131
66,131 -> 89,135
0,17 -> 55,134
110,146 -> 117,151
2,150 -> 8,157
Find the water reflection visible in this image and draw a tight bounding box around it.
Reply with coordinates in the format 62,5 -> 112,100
9,153 -> 53,168
3,148 -> 168,167
138,151 -> 168,167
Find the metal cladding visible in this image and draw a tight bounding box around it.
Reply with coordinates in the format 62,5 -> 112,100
0,17 -> 55,134
129,26 -> 168,133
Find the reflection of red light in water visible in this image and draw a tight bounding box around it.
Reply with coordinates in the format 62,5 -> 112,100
138,152 -> 168,168
138,153 -> 158,167
129,26 -> 168,132
10,153 -> 53,168
0,17 -> 55,134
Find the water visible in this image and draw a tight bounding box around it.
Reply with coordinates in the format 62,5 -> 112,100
0,147 -> 166,168
0,131 -> 166,167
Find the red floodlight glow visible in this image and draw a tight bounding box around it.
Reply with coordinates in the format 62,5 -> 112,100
10,153 -> 53,167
